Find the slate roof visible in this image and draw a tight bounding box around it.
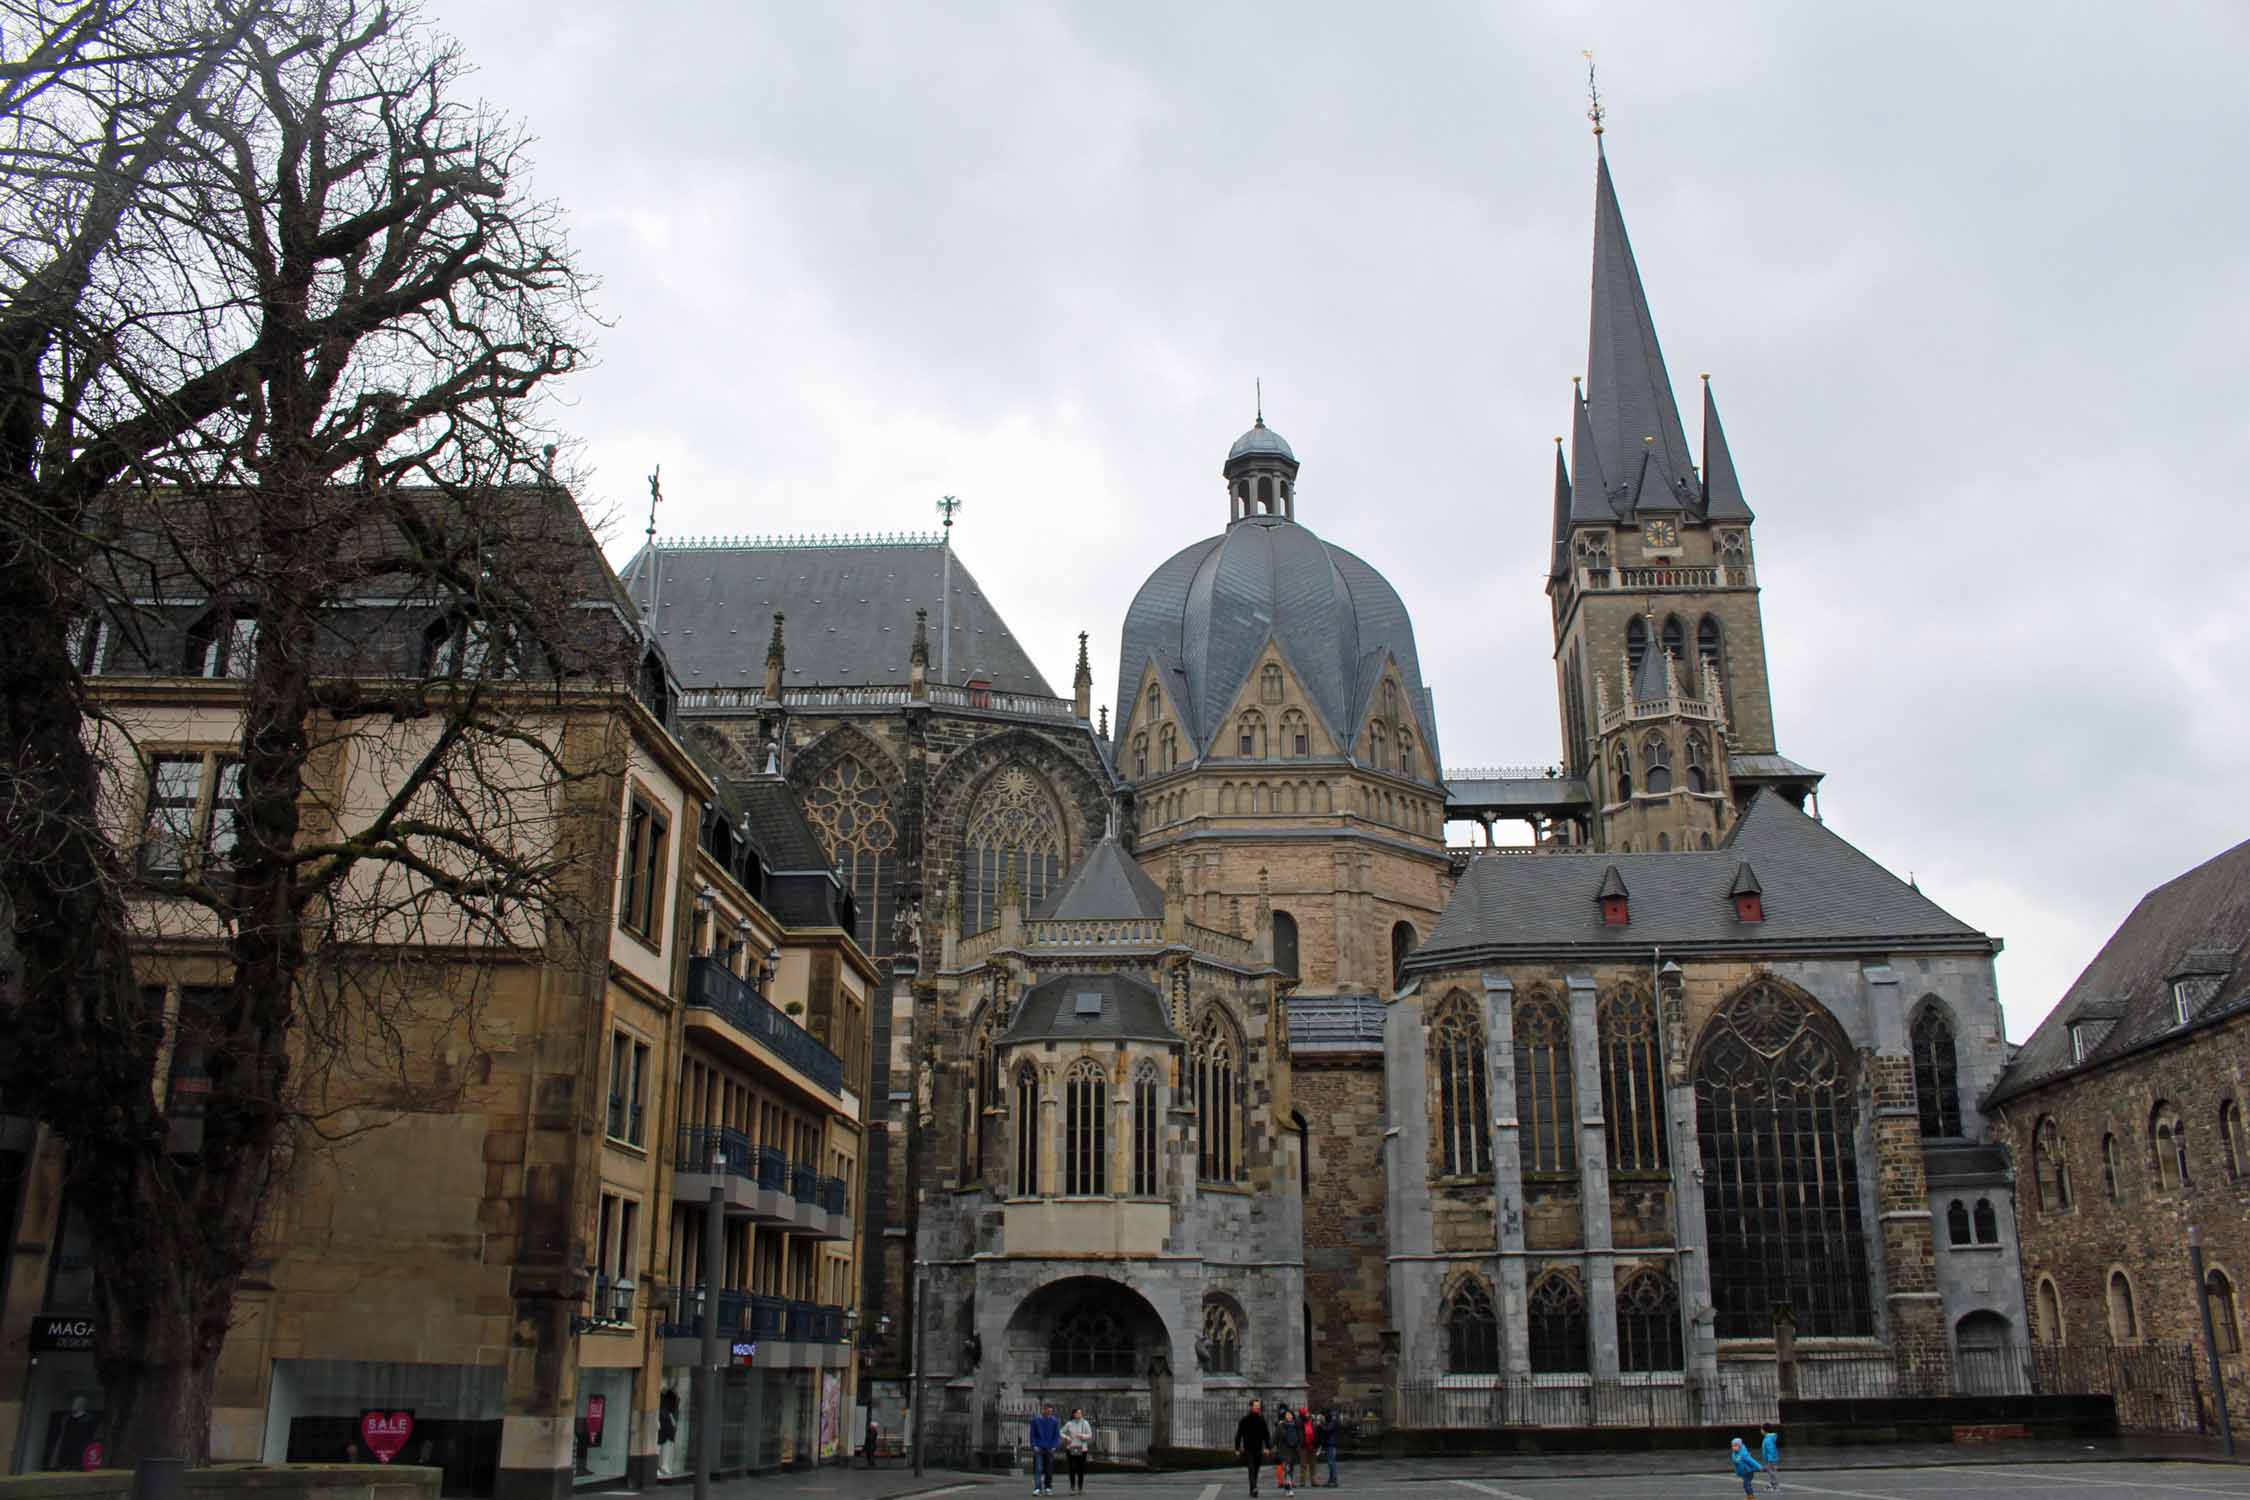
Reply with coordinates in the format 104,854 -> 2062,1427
1631,641 -> 1674,703
1033,833 -> 1166,921
1584,149 -> 1699,520
1701,377 -> 1753,521
736,778 -> 851,929
1409,792 -> 1992,966
1228,419 -> 1297,464
1002,973 -> 1178,1044
1114,510 -> 1433,764
1989,836 -> 2250,1104
617,538 -> 1055,696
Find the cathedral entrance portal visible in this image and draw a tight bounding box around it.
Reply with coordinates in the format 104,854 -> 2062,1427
996,1276 -> 1173,1463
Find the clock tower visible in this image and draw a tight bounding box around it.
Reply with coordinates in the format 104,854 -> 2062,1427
1545,144 -> 1818,852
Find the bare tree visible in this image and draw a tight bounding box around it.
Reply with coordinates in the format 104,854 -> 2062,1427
0,0 -> 613,1465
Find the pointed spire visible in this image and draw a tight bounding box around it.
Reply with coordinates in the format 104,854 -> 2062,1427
1568,380 -> 1616,524
1631,622 -> 1671,705
1072,630 -> 1092,719
1548,435 -> 1572,579
1098,704 -> 1109,738
763,612 -> 786,699
1700,374 -> 1754,520
1586,150 -> 1697,513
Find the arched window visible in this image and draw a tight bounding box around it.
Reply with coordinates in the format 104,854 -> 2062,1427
1600,985 -> 1668,1173
1368,720 -> 1390,771
1132,734 -> 1148,779
1064,1059 -> 1109,1196
963,764 -> 1068,936
2151,1102 -> 2187,1190
1527,1273 -> 1588,1374
1131,1060 -> 1162,1197
1391,922 -> 1417,994
1656,832 -> 1670,852
1515,990 -> 1576,1174
1237,710 -> 1266,758
1445,1277 -> 1501,1374
1973,1197 -> 1998,1244
961,1012 -> 995,1181
802,752 -> 897,958
1641,734 -> 1672,794
1910,1006 -> 1963,1138
2107,1270 -> 2138,1343
2033,1117 -> 2072,1211
1272,910 -> 1299,980
1697,615 -> 1723,685
1397,727 -> 1415,779
2102,1133 -> 2121,1200
1684,732 -> 1710,794
1280,709 -> 1309,758
1201,1297 -> 1243,1374
1946,1200 -> 1972,1246
2209,1270 -> 2242,1355
1195,1015 -> 1239,1183
1695,981 -> 1873,1336
1050,1303 -> 1132,1377
1613,742 -> 1633,801
1661,614 -> 1684,666
1159,725 -> 1178,771
1261,663 -> 1284,704
1013,1062 -> 1042,1196
1616,1269 -> 1682,1373
2224,1099 -> 2249,1181
1626,615 -> 1648,673
1431,992 -> 1491,1178
1146,682 -> 1161,720
2036,1276 -> 2065,1344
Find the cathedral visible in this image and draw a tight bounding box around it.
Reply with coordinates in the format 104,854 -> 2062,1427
622,140 -> 2023,1450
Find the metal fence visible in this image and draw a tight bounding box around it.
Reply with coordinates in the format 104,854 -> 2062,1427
988,1395 -> 1154,1464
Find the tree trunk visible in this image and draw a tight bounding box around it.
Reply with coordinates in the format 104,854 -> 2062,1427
101,1346 -> 218,1469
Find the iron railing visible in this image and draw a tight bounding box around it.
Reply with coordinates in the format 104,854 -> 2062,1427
819,1174 -> 848,1214
753,1144 -> 787,1191
790,1161 -> 819,1205
686,956 -> 843,1095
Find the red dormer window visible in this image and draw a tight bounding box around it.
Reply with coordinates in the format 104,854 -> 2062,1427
966,676 -> 992,709
1734,892 -> 1764,923
1601,894 -> 1630,927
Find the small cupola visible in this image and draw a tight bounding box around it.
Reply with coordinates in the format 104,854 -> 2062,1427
1223,404 -> 1301,524
1729,862 -> 1764,923
1596,864 -> 1630,926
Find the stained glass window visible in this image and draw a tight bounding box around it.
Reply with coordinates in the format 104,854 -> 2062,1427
1616,1268 -> 1682,1373
1445,1277 -> 1500,1374
1515,989 -> 1576,1174
1695,981 -> 1874,1337
1910,1006 -> 1962,1138
1527,1272 -> 1588,1373
962,763 -> 1066,936
1064,1059 -> 1109,1196
1195,1015 -> 1239,1183
801,753 -> 896,957
1431,991 -> 1490,1177
1014,1062 -> 1041,1196
1132,1060 -> 1162,1196
1600,984 -> 1668,1173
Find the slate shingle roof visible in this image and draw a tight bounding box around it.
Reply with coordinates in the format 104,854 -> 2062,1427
1033,834 -> 1165,921
1409,792 -> 1991,967
1002,973 -> 1177,1044
1989,836 -> 2250,1104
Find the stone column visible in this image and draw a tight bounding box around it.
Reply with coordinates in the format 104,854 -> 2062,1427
1483,972 -> 1530,1379
1382,992 -> 1433,1409
1662,973 -> 1720,1403
1864,963 -> 1949,1393
1568,974 -> 1619,1379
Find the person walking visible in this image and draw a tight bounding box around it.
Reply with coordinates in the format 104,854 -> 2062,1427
1062,1407 -> 1094,1493
863,1412 -> 880,1469
1029,1402 -> 1062,1496
1273,1405 -> 1302,1495
1759,1424 -> 1781,1491
1729,1437 -> 1764,1498
1294,1408 -> 1315,1492
1318,1407 -> 1341,1488
1234,1399 -> 1270,1497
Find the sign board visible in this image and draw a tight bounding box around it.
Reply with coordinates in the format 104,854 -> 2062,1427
31,1316 -> 97,1352
80,1443 -> 104,1471
730,1340 -> 757,1367
360,1410 -> 414,1464
585,1393 -> 606,1447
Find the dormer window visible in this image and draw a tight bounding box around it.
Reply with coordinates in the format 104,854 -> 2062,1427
2173,975 -> 2220,1025
1597,866 -> 1629,927
1729,863 -> 1763,923
184,606 -> 256,678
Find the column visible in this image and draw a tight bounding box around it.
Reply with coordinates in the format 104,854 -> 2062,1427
1483,972 -> 1530,1379
1865,963 -> 1949,1392
1568,974 -> 1619,1380
1662,973 -> 1720,1401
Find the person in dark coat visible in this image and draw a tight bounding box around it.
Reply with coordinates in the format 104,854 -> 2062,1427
1272,1405 -> 1302,1495
1233,1399 -> 1270,1496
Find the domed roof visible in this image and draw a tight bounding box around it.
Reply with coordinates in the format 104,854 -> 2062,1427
1115,510 -> 1432,765
1227,418 -> 1296,465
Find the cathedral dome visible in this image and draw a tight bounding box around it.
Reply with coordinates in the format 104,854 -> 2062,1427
1114,431 -> 1430,765
1227,418 -> 1296,464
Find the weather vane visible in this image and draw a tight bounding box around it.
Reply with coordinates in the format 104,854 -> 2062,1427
645,465 -> 663,543
1583,50 -> 1604,137
936,494 -> 962,532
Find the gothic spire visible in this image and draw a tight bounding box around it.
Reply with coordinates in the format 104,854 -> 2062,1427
1585,149 -> 1697,514
1701,375 -> 1753,520
1548,436 -> 1571,579
1567,379 -> 1615,526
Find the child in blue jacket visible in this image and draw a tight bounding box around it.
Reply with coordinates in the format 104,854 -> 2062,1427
1729,1437 -> 1763,1497
1760,1425 -> 1780,1490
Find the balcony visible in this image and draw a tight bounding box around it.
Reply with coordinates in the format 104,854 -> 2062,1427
674,1129 -> 850,1239
685,957 -> 843,1097
658,1293 -> 852,1370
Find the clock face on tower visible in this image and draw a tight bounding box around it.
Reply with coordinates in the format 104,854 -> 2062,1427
1642,517 -> 1679,549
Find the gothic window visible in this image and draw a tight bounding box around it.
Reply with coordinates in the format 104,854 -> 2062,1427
1159,726 -> 1178,771
963,764 -> 1067,937
1147,682 -> 1161,720
2102,1133 -> 2121,1200
2034,1117 -> 2072,1211
2223,1099 -> 2248,1181
1575,531 -> 1611,572
1281,709 -> 1309,758
1685,733 -> 1710,794
2151,1102 -> 2187,1191
1527,1273 -> 1588,1374
802,752 -> 896,958
1718,531 -> 1748,568
1064,1059 -> 1109,1196
1238,711 -> 1266,758
2036,1276 -> 2064,1344
1910,1006 -> 1963,1138
1695,981 -> 1874,1337
1600,985 -> 1668,1173
1261,663 -> 1284,704
961,1012 -> 995,1181
1431,991 -> 1491,1178
1973,1197 -> 1998,1244
1201,1297 -> 1243,1375
1391,922 -> 1417,994
1946,1200 -> 1971,1246
2107,1270 -> 2137,1343
1697,615 -> 1723,684
1444,1277 -> 1501,1374
1195,1015 -> 1240,1183
1661,614 -> 1684,666
1397,727 -> 1416,779
1131,1060 -> 1162,1196
1626,615 -> 1647,673
1272,910 -> 1299,980
2209,1270 -> 2242,1355
1368,720 -> 1390,770
1050,1304 -> 1133,1377
1132,734 -> 1148,778
1616,1269 -> 1683,1373
1014,1062 -> 1041,1196
1641,733 -> 1672,794
1515,990 -> 1576,1174
1613,742 -> 1633,801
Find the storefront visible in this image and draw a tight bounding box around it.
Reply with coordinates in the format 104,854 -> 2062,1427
658,1351 -> 783,1477
13,1320 -> 102,1476
262,1359 -> 501,1496
572,1367 -> 633,1487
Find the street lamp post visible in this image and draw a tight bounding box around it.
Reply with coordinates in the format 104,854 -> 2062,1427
910,1260 -> 929,1476
2189,1226 -> 2237,1457
695,1145 -> 726,1499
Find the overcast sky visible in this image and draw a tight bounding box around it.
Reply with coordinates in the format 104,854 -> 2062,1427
429,0 -> 2249,1045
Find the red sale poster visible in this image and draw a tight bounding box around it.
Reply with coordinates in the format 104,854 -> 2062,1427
360,1410 -> 414,1464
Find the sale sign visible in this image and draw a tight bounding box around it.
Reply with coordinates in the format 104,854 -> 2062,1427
360,1410 -> 414,1464
80,1442 -> 104,1471
585,1393 -> 606,1447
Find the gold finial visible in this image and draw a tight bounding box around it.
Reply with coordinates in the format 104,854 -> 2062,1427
1644,435 -> 1655,445
1554,435 -> 1564,445
1700,372 -> 1711,382
1583,50 -> 1604,138
1571,374 -> 1582,385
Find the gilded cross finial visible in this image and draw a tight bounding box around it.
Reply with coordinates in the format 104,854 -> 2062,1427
1583,51 -> 1604,138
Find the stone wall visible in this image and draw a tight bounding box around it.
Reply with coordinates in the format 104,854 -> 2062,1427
1296,1062 -> 1387,1407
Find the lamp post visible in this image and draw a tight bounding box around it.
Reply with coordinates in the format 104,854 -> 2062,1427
910,1259 -> 929,1476
2189,1225 -> 2236,1456
695,1140 -> 727,1500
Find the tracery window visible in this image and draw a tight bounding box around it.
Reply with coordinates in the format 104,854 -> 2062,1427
1050,1305 -> 1133,1377
963,764 -> 1067,936
1695,980 -> 1873,1337
1697,615 -> 1724,686
1515,989 -> 1577,1174
1146,682 -> 1161,720
2151,1102 -> 2187,1191
1641,733 -> 1672,794
1612,742 -> 1633,801
1064,1059 -> 1109,1195
1397,727 -> 1415,778
1132,1060 -> 1162,1196
2033,1117 -> 2071,1211
1014,1062 -> 1042,1196
1431,991 -> 1491,1177
1910,1006 -> 1962,1138
1718,531 -> 1748,569
1195,1015 -> 1240,1183
2209,1270 -> 2242,1355
1575,531 -> 1611,572
802,752 -> 897,957
1527,1272 -> 1588,1374
1445,1277 -> 1501,1374
2223,1099 -> 2248,1181
1600,985 -> 1668,1173
1616,1269 -> 1683,1373
1261,663 -> 1284,704
2102,1132 -> 2121,1200
1685,733 -> 1710,794
1368,720 -> 1390,770
1201,1297 -> 1243,1374
1281,709 -> 1309,758
1238,711 -> 1267,758
2107,1270 -> 2137,1343
1159,726 -> 1178,771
